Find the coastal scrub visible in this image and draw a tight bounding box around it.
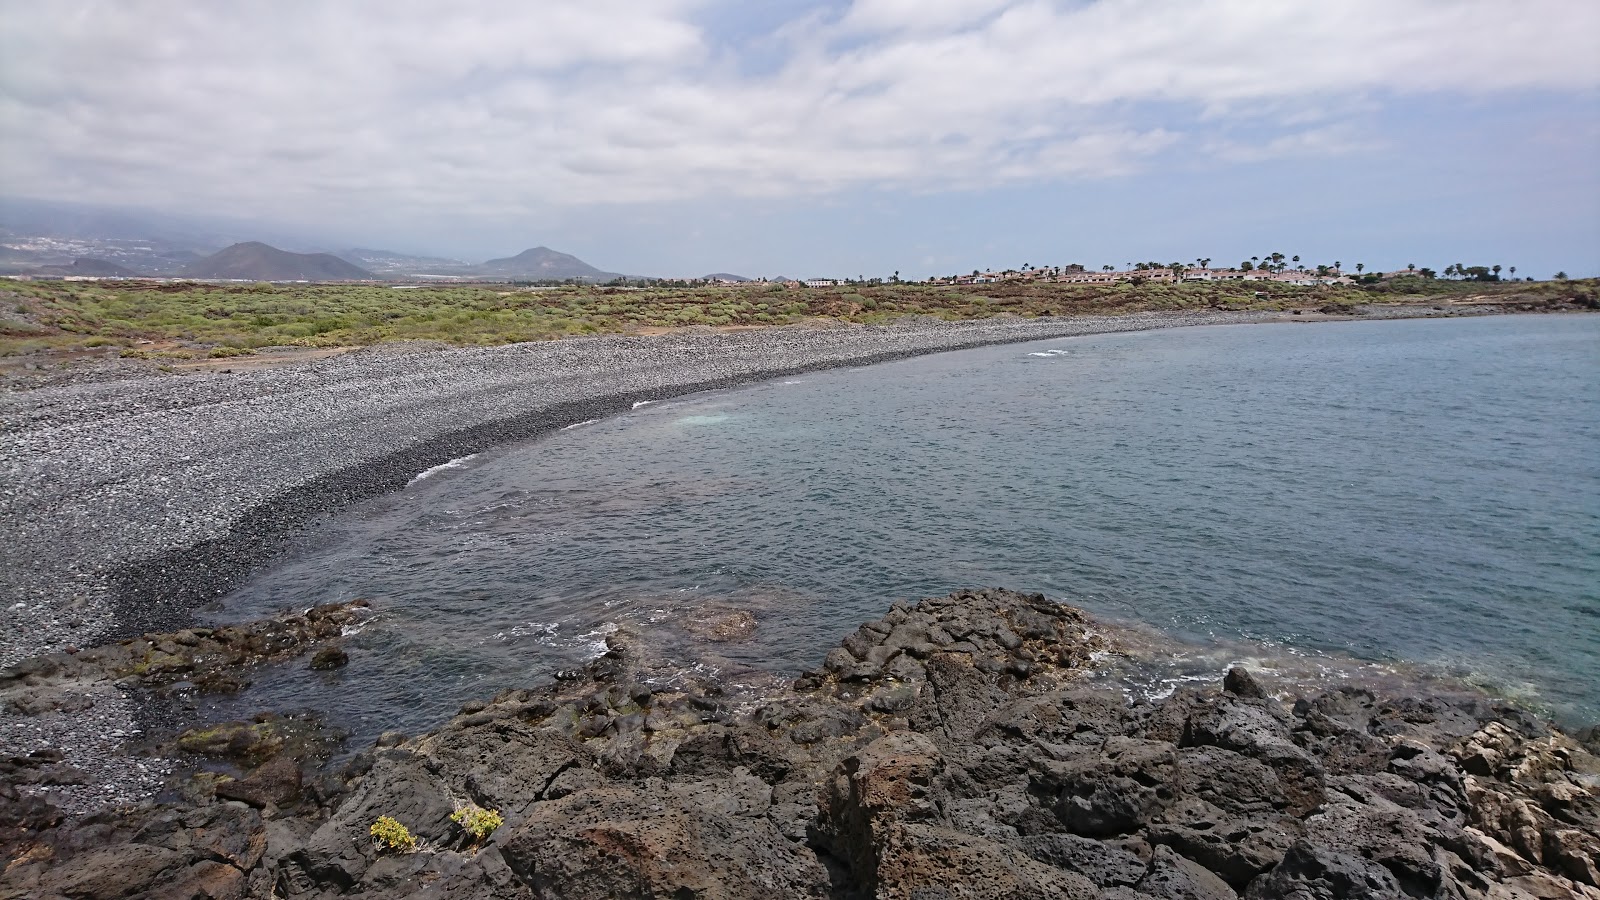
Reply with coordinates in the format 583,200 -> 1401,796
370,815 -> 417,853
450,804 -> 504,844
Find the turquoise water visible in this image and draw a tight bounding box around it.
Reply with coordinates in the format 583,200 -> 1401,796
209,315 -> 1600,738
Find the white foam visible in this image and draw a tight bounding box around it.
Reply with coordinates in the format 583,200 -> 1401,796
561,418 -> 601,430
632,400 -> 657,409
577,622 -> 620,658
407,454 -> 478,486
1027,348 -> 1071,358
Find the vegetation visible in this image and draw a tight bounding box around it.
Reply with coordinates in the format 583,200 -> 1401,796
370,816 -> 417,853
1,276 -> 1593,358
450,804 -> 504,844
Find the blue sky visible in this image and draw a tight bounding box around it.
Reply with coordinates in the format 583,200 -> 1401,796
1,0 -> 1596,278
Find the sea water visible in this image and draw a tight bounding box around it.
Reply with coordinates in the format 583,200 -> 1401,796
204,315 -> 1600,741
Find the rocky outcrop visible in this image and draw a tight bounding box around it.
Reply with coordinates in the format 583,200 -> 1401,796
0,599 -> 371,715
3,589 -> 1597,899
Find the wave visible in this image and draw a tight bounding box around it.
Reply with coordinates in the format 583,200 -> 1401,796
632,400 -> 657,409
561,418 -> 601,430
406,454 -> 479,486
1027,348 -> 1071,358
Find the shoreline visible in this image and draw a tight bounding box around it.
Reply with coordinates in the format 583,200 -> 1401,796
3,303 -> 1583,669
2,308 -> 1269,664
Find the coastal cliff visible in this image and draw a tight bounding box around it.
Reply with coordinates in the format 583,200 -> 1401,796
3,589 -> 1597,899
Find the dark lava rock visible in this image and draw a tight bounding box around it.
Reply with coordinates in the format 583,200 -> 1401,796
1225,666 -> 1269,699
0,599 -> 369,715
309,645 -> 349,670
3,588 -> 1597,899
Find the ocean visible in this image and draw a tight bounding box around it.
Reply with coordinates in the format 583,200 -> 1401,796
202,314 -> 1600,742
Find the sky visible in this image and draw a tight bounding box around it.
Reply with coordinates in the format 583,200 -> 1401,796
1,0 -> 1597,278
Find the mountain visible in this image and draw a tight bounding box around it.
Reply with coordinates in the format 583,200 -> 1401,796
703,272 -> 752,282
33,257 -> 144,277
477,246 -> 619,281
181,242 -> 373,281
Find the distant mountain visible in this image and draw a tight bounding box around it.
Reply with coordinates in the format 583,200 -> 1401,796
477,246 -> 619,281
181,242 -> 373,281
703,272 -> 752,282
33,257 -> 144,277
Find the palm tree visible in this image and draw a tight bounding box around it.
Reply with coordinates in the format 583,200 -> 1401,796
1509,266 -> 1516,278
1407,263 -> 1415,273
1492,265 -> 1501,280
1334,260 -> 1342,272
1355,263 -> 1364,274
1103,264 -> 1114,272
1291,255 -> 1301,269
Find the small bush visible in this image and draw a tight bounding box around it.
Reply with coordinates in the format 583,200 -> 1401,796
451,804 -> 504,843
370,816 -> 416,853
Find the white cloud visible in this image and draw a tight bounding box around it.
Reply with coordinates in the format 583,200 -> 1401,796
0,0 -> 1595,225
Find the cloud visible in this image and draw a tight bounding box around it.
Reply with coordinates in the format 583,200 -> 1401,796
0,0 -> 1595,226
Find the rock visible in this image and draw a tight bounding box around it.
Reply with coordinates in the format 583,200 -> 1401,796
1035,737 -> 1181,836
214,755 -> 304,810
309,645 -> 349,670
684,608 -> 758,642
1245,839 -> 1404,899
177,720 -> 286,767
872,823 -> 1101,899
500,778 -> 831,899
1019,832 -> 1150,888
1140,843 -> 1240,899
1225,666 -> 1269,699
4,587 -> 1596,899
31,844 -> 190,899
1149,799 -> 1300,889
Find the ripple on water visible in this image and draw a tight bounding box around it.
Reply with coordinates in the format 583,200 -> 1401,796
203,316 -> 1600,745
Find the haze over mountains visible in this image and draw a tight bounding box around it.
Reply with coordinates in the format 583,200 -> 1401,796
0,198 -> 749,282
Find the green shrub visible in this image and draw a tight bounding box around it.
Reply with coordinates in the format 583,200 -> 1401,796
450,804 -> 504,843
370,816 -> 417,852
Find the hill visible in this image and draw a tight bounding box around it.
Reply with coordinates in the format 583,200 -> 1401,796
181,242 -> 372,281
477,246 -> 619,281
34,257 -> 144,277
703,272 -> 752,282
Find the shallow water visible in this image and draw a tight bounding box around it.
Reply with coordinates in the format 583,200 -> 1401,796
204,315 -> 1600,741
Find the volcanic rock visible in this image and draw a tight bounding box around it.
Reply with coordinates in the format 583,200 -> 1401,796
3,588 -> 1597,899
